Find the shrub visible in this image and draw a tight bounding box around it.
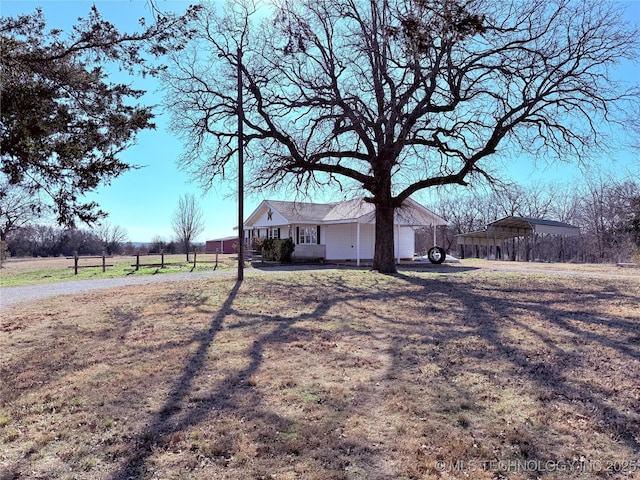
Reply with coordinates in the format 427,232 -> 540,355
251,236 -> 265,255
262,238 -> 295,263
262,239 -> 273,260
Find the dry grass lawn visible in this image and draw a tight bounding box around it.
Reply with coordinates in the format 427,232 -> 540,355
1,263 -> 639,479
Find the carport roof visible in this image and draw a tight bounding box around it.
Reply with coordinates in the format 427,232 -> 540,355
456,216 -> 580,246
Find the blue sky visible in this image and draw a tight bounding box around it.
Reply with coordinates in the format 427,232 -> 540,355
2,0 -> 638,242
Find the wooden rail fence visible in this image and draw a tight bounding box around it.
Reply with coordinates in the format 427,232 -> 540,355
132,251 -> 221,271
67,251 -> 114,275
189,251 -> 220,270
132,251 -> 181,270
68,251 -> 222,274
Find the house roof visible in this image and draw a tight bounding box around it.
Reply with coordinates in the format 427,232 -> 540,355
262,200 -> 337,222
244,197 -> 448,227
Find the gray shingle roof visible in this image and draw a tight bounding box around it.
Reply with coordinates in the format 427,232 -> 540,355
246,197 -> 448,227
265,200 -> 337,222
322,198 -> 374,221
265,198 -> 375,222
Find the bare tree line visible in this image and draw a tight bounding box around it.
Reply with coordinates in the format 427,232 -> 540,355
1,193 -> 205,262
4,177 -> 637,264
2,223 -> 130,259
1,222 -> 210,261
420,177 -> 640,263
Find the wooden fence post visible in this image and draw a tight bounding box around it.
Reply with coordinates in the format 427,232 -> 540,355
102,251 -> 106,272
74,251 -> 79,275
215,252 -> 219,271
136,251 -> 140,271
161,249 -> 165,268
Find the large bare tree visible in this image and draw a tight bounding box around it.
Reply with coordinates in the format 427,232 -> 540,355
164,0 -> 639,273
171,193 -> 205,257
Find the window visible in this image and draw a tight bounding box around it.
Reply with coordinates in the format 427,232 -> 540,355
298,226 -> 317,244
268,228 -> 280,239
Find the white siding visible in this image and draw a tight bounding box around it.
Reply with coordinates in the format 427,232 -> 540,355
359,224 -> 375,259
253,206 -> 288,227
397,226 -> 415,259
325,224 -> 352,260
325,223 -> 375,260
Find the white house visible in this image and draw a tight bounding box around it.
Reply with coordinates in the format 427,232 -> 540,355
243,197 -> 448,265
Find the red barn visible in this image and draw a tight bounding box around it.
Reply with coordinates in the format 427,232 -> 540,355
205,236 -> 238,254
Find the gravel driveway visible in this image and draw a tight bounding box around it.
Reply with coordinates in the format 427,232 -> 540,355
0,264 -> 347,310
0,270 -> 239,309
2,262 -> 636,310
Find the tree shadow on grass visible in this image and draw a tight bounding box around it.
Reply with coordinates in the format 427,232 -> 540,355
109,274 -> 404,479
392,273 -> 640,463
109,280 -> 241,479
107,270 -> 639,479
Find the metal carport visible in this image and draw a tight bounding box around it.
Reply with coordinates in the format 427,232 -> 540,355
456,216 -> 580,261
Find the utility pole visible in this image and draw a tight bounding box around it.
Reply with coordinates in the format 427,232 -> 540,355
237,46 -> 244,281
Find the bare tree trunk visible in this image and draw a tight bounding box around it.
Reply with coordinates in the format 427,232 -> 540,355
373,202 -> 396,274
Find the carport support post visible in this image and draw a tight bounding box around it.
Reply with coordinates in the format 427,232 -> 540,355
486,230 -> 490,260
532,232 -> 536,262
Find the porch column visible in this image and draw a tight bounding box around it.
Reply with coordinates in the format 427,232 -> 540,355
356,222 -> 361,266
395,224 -> 400,264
